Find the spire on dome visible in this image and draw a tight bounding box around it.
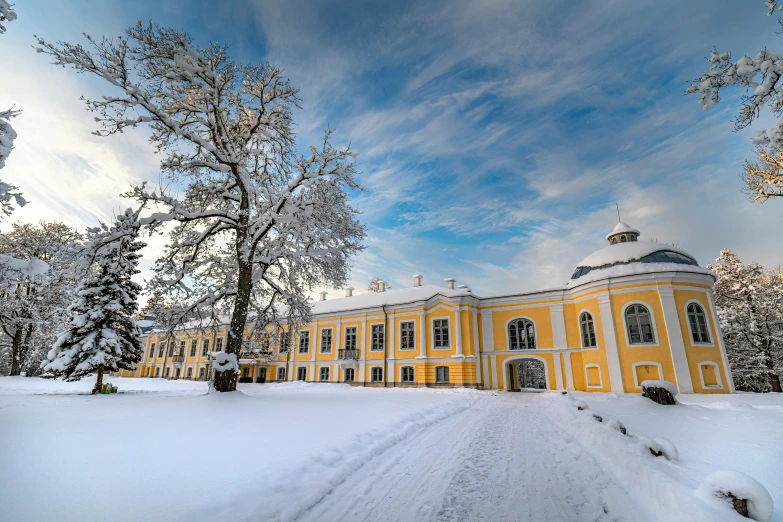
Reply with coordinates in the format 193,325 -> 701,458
606,221 -> 640,245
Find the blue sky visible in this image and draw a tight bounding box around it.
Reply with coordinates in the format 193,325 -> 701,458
1,0 -> 782,297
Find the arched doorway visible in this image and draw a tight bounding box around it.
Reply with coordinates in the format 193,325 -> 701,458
506,357 -> 548,391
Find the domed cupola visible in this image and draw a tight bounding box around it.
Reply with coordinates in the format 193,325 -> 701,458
606,221 -> 640,245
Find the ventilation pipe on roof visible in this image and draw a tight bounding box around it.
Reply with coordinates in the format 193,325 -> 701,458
377,279 -> 386,292
458,284 -> 471,292
445,278 -> 456,290
345,287 -> 354,297
413,274 -> 423,287
319,291 -> 327,301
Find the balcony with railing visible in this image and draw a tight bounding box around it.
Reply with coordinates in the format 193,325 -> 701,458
339,349 -> 359,360
171,355 -> 185,363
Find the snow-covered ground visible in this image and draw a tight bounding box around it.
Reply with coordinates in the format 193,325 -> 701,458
0,377 -> 779,521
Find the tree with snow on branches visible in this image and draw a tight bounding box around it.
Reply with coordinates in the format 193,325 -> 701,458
36,23 -> 366,392
43,209 -> 145,394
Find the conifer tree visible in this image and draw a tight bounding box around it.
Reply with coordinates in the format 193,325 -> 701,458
43,209 -> 145,394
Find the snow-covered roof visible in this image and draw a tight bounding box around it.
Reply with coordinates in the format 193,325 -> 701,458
605,221 -> 639,240
566,262 -> 714,288
311,284 -> 472,315
576,241 -> 696,269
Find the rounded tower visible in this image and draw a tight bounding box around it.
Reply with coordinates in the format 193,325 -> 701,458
606,221 -> 640,245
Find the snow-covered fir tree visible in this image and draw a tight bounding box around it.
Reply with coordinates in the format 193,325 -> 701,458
709,250 -> 783,392
43,209 -> 145,393
37,23 -> 365,392
0,221 -> 81,375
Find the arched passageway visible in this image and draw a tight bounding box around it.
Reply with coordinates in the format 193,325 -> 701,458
507,358 -> 547,391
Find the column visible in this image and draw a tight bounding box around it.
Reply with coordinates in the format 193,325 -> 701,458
597,293 -> 624,393
334,319 -> 342,362
417,310 -> 426,358
549,303 -> 567,349
454,305 -> 463,357
473,308 -> 482,387
707,290 -> 735,393
389,311 -> 396,358
310,320 -> 318,364
552,352 -> 563,389
359,316 -> 367,383
658,286 -> 694,393
563,352 -> 575,390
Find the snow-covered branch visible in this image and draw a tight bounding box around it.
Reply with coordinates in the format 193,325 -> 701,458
0,0 -> 16,35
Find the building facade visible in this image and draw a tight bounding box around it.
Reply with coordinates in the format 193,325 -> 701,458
124,223 -> 733,394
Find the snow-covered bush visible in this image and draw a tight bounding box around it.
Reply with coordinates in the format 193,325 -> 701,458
696,471 -> 774,522
640,380 -> 678,396
638,436 -> 678,461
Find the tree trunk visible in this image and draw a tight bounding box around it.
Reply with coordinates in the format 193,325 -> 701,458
92,366 -> 104,395
9,329 -> 23,376
214,256 -> 253,393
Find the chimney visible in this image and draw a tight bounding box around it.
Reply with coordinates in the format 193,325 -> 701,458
319,291 -> 327,301
345,287 -> 354,297
413,274 -> 423,287
445,278 -> 456,290
377,279 -> 386,292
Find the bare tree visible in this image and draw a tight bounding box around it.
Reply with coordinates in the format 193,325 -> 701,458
367,277 -> 391,293
742,148 -> 783,201
35,23 -> 365,391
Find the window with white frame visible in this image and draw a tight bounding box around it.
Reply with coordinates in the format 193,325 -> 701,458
344,368 -> 355,382
277,367 -> 286,381
216,337 -> 224,352
165,367 -> 170,377
687,303 -> 711,344
202,339 -> 209,356
371,324 -> 385,351
435,366 -> 450,383
242,367 -> 249,378
187,367 -> 193,379
297,367 -> 307,381
280,331 -> 290,353
167,342 -> 174,357
580,313 -> 597,348
433,319 -> 450,348
155,367 -> 160,377
401,366 -> 415,382
319,367 -> 330,381
299,331 -> 310,354
321,329 -> 333,353
509,318 -> 536,350
190,340 -> 197,357
344,327 -> 357,350
149,343 -> 156,359
625,304 -> 655,344
158,343 -> 164,358
179,340 -> 186,355
400,321 -> 415,350
371,366 -> 383,382
199,367 -> 205,379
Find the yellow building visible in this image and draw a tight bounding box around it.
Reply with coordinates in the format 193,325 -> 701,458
126,222 -> 733,394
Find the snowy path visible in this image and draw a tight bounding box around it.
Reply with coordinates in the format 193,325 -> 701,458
297,394 -> 639,522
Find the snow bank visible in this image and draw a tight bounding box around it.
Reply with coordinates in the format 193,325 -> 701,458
542,393 -> 761,520
697,471 -> 774,522
641,380 -> 678,396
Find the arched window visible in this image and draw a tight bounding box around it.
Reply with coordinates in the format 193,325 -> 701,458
625,304 -> 655,344
509,319 -> 536,350
687,303 -> 711,344
620,234 -> 627,243
401,366 -> 415,382
580,312 -> 597,347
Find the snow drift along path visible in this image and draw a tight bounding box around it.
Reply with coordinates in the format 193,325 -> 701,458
295,394 -> 640,522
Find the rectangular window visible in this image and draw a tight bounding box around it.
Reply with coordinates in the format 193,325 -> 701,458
277,367 -> 286,381
216,338 -> 224,352
165,367 -> 170,377
319,367 -> 330,381
401,366 -> 415,382
344,368 -> 355,382
179,340 -> 186,356
371,366 -> 383,382
186,367 -> 193,379
344,327 -> 357,350
400,322 -> 415,350
242,367 -> 249,378
199,367 -> 205,379
320,329 -> 333,353
280,332 -> 290,353
167,342 -> 173,357
371,324 -> 385,351
202,339 -> 210,356
155,367 -> 160,377
436,366 -> 450,383
190,340 -> 197,357
297,367 -> 307,381
149,343 -> 156,359
433,319 -> 450,348
299,331 -> 310,354
158,343 -> 164,358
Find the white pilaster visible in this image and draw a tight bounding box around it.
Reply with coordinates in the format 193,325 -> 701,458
707,290 -> 735,393
473,309 -> 482,386
389,311 -> 395,358
480,310 -> 494,352
334,319 -> 342,363
359,316 -> 366,383
417,310 -> 426,358
490,354 -> 498,390
482,354 -> 490,389
658,286 -> 694,393
550,303 -> 567,349
552,352 -> 563,389
597,293 -> 625,393
454,305 -> 463,356
563,352 -> 574,390
311,320 -> 318,363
